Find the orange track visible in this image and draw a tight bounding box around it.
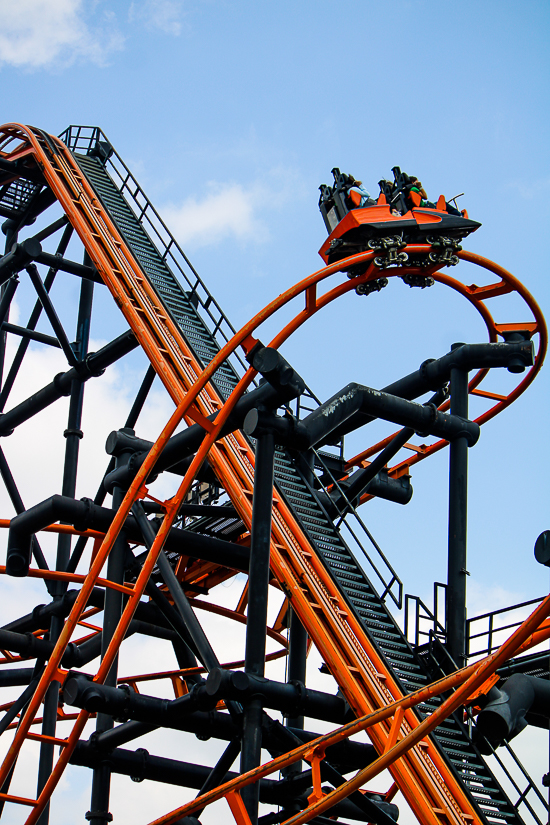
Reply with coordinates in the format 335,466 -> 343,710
0,124 -> 546,825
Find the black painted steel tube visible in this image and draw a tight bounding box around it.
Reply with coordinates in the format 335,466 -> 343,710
63,671 -> 348,728
286,610 -> 308,729
256,385 -> 479,451
0,221 -> 73,412
0,329 -> 138,435
324,341 -> 534,444
6,493 -> 247,579
125,364 -> 157,430
476,673 -> 550,748
194,737 -> 241,817
0,446 -> 51,580
88,442 -> 130,825
26,263 -> 78,367
0,667 -> 35,687
103,378 -> 302,492
205,669 -> 348,724
242,430 -> 275,821
446,346 -> 469,666
56,274 -> 94,590
1,322 -> 60,348
0,276 -> 19,326
0,238 -> 42,285
132,502 -> 220,673
88,713 -> 374,775
69,743 -> 385,822
35,251 -> 102,283
283,609 -> 308,779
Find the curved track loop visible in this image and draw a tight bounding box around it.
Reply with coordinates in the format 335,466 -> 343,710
0,124 -> 546,825
344,249 -> 546,476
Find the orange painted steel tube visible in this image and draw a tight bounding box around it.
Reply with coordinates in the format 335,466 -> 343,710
0,519 -> 105,539
282,590 -> 550,824
0,566 -> 133,595
147,591 -> 550,825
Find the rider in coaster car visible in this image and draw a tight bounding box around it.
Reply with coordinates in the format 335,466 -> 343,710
346,176 -> 376,209
407,175 -> 461,216
407,176 -> 436,208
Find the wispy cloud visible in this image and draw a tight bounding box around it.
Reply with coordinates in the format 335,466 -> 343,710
161,182 -> 268,248
128,0 -> 184,36
0,0 -> 124,70
160,168 -> 302,249
503,176 -> 550,201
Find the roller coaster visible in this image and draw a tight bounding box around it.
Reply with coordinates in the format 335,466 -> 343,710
0,123 -> 546,825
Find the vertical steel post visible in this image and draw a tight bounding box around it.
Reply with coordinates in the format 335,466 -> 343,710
87,435 -> 133,825
286,609 -> 307,729
241,430 -> 275,823
0,223 -> 18,388
446,343 -> 469,667
36,276 -> 94,825
283,608 -> 308,783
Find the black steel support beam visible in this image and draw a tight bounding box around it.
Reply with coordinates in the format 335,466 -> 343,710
284,609 -> 308,781
322,340 -> 534,445
0,222 -> 73,412
132,501 -> 221,674
0,329 -> 138,435
446,345 -> 469,666
35,251 -> 102,283
241,429 -> 275,822
0,446 -> 51,582
88,434 -> 133,825
0,238 -> 42,286
63,670 -> 349,728
26,263 -> 78,367
244,384 -> 479,453
86,711 -> 375,775
2,491 -> 249,576
1,322 -> 60,348
37,273 -> 94,823
69,743 -> 386,822
66,364 -> 159,574
103,374 -> 305,492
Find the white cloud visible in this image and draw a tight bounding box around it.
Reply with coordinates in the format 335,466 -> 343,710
129,0 -> 184,36
0,0 -> 124,70
160,182 -> 270,248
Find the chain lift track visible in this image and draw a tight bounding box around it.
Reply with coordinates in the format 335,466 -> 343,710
0,123 -> 546,825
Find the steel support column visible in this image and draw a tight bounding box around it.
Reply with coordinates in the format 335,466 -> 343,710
446,344 -> 469,667
241,429 -> 275,822
36,275 -> 94,825
87,435 -> 132,825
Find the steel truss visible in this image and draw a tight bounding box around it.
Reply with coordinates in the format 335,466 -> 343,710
0,123 -> 546,825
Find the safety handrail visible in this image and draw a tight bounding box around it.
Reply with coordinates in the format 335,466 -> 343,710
467,596 -> 546,658
404,583 -> 447,648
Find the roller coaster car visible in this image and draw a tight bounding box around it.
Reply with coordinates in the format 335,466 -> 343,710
318,167 -> 481,266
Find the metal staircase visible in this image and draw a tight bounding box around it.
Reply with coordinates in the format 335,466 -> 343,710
69,136 -> 525,825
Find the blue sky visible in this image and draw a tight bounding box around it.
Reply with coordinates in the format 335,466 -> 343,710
2,0 -> 549,629
0,2 -> 549,820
